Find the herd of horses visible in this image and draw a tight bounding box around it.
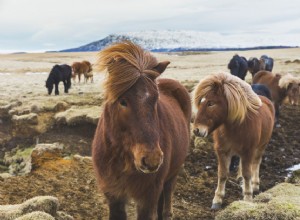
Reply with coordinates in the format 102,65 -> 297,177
228,54 -> 299,127
45,60 -> 93,95
45,41 -> 299,219
228,54 -> 274,80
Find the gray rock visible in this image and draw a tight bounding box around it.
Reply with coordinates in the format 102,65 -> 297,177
12,113 -> 38,125
54,106 -> 100,125
15,211 -> 55,220
0,196 -> 58,220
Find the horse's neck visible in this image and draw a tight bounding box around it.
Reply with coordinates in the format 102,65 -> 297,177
46,76 -> 54,84
220,116 -> 253,136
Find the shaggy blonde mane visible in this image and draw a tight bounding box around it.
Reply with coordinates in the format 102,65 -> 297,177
193,72 -> 262,124
278,73 -> 300,89
96,41 -> 160,102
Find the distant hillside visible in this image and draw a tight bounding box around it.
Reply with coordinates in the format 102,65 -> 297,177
59,30 -> 299,52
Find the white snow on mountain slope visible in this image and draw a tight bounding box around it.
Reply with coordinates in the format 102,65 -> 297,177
61,30 -> 300,52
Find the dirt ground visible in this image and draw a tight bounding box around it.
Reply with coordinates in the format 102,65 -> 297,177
0,49 -> 299,219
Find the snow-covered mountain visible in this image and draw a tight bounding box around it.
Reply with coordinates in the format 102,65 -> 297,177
60,30 -> 299,52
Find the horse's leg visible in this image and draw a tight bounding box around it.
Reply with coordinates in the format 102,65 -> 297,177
241,156 -> 253,201
55,83 -> 59,95
105,193 -> 127,220
157,192 -> 164,220
212,151 -> 231,210
78,73 -> 81,83
252,157 -> 262,193
274,102 -> 281,127
63,81 -> 68,93
67,78 -> 71,89
160,175 -> 177,220
91,75 -> 94,83
137,186 -> 162,220
137,203 -> 158,220
252,150 -> 264,193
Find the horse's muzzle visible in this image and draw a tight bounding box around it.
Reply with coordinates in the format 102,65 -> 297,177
133,145 -> 164,174
193,125 -> 208,137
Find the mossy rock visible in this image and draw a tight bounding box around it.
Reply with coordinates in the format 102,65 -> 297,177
286,169 -> 300,184
15,211 -> 55,220
216,183 -> 300,220
0,196 -> 58,220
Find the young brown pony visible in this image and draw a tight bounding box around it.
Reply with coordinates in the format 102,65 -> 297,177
253,71 -> 300,127
71,60 -> 93,83
92,41 -> 191,220
193,72 -> 275,210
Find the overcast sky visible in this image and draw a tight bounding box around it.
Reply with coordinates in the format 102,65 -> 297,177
0,0 -> 300,52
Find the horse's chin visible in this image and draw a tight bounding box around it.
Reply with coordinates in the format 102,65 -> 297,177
135,165 -> 161,174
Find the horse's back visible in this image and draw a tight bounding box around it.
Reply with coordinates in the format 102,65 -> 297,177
157,78 -> 191,122
252,70 -> 273,84
72,62 -> 82,73
61,64 -> 72,76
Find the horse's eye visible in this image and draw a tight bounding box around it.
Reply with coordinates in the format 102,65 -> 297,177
207,101 -> 214,107
120,99 -> 127,107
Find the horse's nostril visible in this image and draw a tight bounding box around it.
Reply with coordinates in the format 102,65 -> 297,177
141,157 -> 147,167
193,128 -> 200,136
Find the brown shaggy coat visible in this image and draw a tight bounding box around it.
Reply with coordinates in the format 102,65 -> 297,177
92,41 -> 191,220
193,72 -> 275,209
253,70 -> 300,126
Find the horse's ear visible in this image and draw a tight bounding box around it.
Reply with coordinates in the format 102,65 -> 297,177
212,82 -> 222,95
153,61 -> 170,74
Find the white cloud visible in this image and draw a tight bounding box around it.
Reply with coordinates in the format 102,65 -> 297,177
0,0 -> 300,52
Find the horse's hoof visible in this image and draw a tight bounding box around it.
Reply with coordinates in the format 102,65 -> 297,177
211,203 -> 222,210
253,190 -> 260,196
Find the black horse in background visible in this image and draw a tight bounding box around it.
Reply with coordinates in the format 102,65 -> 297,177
227,54 -> 248,80
46,64 -> 72,95
251,84 -> 272,100
260,55 -> 274,72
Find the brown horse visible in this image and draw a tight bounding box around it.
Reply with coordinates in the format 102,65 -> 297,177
253,71 -> 300,127
82,60 -> 93,83
92,41 -> 191,220
193,72 -> 275,210
71,60 -> 93,83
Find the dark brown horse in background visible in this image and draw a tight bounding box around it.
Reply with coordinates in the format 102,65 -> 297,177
247,57 -> 261,78
193,72 -> 275,210
92,41 -> 191,220
253,71 -> 300,127
248,55 -> 274,78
